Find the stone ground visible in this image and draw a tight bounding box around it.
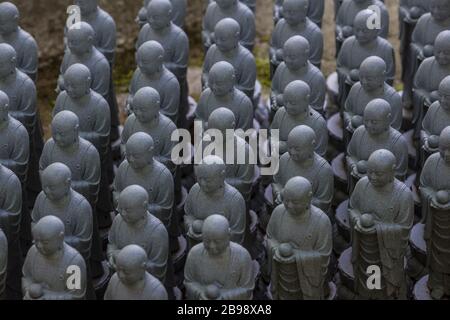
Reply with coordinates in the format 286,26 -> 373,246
16,0 -> 401,137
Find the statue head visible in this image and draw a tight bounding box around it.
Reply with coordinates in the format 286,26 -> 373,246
0,90 -> 9,123
195,155 -> 226,194
118,185 -> 148,225
287,125 -> 316,162
208,107 -> 236,132
116,245 -> 148,286
283,35 -> 310,71
51,111 -> 80,149
0,2 -> 19,35
430,0 -> 450,22
202,214 -> 231,256
74,0 -> 98,16
439,126 -> 450,164
363,99 -> 391,136
282,0 -> 308,26
63,63 -> 92,99
367,149 -> 396,188
354,9 -> 379,44
32,215 -> 65,257
215,0 -> 238,10
282,176 -> 313,216
214,18 -> 240,52
147,0 -> 173,30
41,162 -> 72,201
125,132 -> 155,170
67,22 -> 95,56
0,43 -> 16,78
209,61 -> 236,96
439,76 -> 450,111
284,80 -> 310,115
434,31 -> 450,66
131,87 -> 161,123
360,56 -> 386,92
137,41 -> 165,75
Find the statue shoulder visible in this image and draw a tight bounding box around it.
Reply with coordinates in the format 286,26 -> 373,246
225,183 -> 245,202
230,242 -> 252,263
154,159 -> 172,178
389,127 -> 406,145
160,114 -> 177,133
394,179 -> 413,200
188,183 -> 201,197
9,116 -> 28,135
98,8 -> 116,29
306,18 -> 321,33
17,70 -> 35,88
188,242 -> 205,259
315,153 -> 332,171
377,37 -> 394,50
147,213 -> 167,234
311,206 -> 331,228
354,176 -> 370,192
71,190 -> 91,211
1,165 -> 20,188
64,243 -> 85,267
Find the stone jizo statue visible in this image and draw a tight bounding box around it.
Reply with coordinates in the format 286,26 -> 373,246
266,176 -> 332,300
104,244 -> 168,300
273,0 -> 325,27
137,0 -> 187,29
184,214 -> 255,300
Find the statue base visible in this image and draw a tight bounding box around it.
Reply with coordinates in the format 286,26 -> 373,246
93,260 -> 112,299
327,113 -> 344,152
407,223 -> 428,281
331,153 -> 348,194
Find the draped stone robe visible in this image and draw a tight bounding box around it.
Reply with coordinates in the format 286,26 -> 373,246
271,62 -> 326,113
184,183 -> 246,245
31,189 -> 93,262
0,115 -> 29,183
22,243 -> 87,300
104,272 -> 168,300
202,1 -> 255,52
128,67 -> 180,123
0,28 -> 38,81
270,18 -> 323,69
270,107 -> 328,157
113,159 -> 174,228
184,242 -> 255,300
203,44 -> 256,100
273,0 -> 325,27
419,153 -> 450,293
108,212 -> 169,282
266,205 -> 332,300
273,153 -> 333,213
349,178 -> 413,299
196,87 -> 253,131
121,113 -> 177,174
337,36 -> 395,109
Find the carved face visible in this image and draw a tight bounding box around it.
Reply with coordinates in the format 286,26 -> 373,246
34,231 -> 63,257
118,201 -> 147,225
215,27 -> 238,52
440,89 -> 450,110
367,163 -> 393,188
52,124 -> 78,149
132,101 -> 159,123
360,70 -> 384,92
65,76 -> 90,99
439,139 -> 450,163
138,54 -> 161,75
284,46 -> 308,70
282,1 -> 307,25
364,112 -> 388,135
0,9 -> 17,34
126,149 -> 150,170
210,73 -> 234,96
285,91 -> 309,115
282,187 -> 310,216
203,229 -> 229,256
435,42 -> 450,66
196,167 -> 225,194
74,0 -> 98,16
354,21 -> 378,44
430,0 -> 450,22
147,6 -> 171,30
116,261 -> 145,286
215,0 -> 235,9
288,138 -> 314,162
42,177 -> 70,201
67,31 -> 91,56
0,55 -> 15,78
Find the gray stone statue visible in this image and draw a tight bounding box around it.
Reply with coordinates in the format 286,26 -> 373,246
184,155 -> 246,247
104,244 -> 168,300
136,0 -> 189,128
266,176 -> 332,299
22,216 -> 87,300
270,0 -> 323,74
419,126 -> 450,299
114,132 -> 174,229
270,35 -> 326,114
202,18 -> 256,100
0,2 -> 39,81
196,61 -> 253,131
0,163 -> 21,298
128,41 -> 180,123
0,227 -> 6,299
32,163 -> 93,262
270,80 -> 328,157
349,149 -> 414,299
347,99 -> 409,192
108,185 -> 169,283
403,0 -> 450,108
273,0 -> 325,27
203,0 -> 255,52
273,125 -> 333,213
413,30 -> 450,139
336,0 -> 389,56
209,0 -> 256,13
337,9 -> 395,109
0,43 -> 43,214
421,76 -> 450,157
138,0 -> 187,29
204,108 -> 255,201
184,214 -> 255,300
54,63 -> 112,229
344,56 -> 403,145
122,87 -> 177,174
0,90 -> 29,183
